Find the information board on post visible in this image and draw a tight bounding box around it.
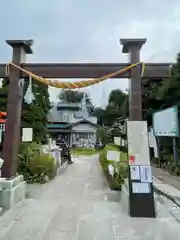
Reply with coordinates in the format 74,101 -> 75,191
126,121 -> 155,218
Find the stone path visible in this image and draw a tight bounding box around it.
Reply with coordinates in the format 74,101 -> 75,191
0,155 -> 180,239
152,166 -> 180,190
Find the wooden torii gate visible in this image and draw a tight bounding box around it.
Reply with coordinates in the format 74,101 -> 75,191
0,38 -> 170,217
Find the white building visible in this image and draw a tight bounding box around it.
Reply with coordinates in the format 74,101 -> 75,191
47,95 -> 97,147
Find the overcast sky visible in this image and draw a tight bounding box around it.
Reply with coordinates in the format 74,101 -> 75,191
0,0 -> 179,107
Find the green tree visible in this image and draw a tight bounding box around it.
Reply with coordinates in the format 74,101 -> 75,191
59,89 -> 91,103
92,107 -> 105,125
142,78 -> 164,125
58,89 -> 94,113
22,80 -> 51,144
108,89 -> 126,106
156,53 -> 180,106
142,53 -> 180,125
96,125 -> 109,145
0,78 -> 50,144
102,89 -> 128,126
0,78 -> 9,111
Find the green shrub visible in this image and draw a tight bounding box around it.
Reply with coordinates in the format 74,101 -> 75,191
17,142 -> 41,178
99,144 -> 128,190
17,142 -> 57,183
28,154 -> 57,183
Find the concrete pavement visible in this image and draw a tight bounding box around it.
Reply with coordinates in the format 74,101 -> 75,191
152,166 -> 180,191
153,166 -> 180,209
0,155 -> 180,239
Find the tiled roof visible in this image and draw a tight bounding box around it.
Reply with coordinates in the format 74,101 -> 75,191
47,119 -> 97,129
47,106 -> 97,124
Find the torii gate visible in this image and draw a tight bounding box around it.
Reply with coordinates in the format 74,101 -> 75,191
0,38 -> 170,217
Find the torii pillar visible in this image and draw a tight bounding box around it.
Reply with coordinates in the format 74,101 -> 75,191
120,39 -> 156,218
1,40 -> 33,178
120,38 -> 146,120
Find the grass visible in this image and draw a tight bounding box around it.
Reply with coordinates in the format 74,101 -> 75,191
70,147 -> 101,156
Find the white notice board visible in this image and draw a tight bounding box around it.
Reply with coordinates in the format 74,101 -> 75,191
114,137 -> 121,146
132,182 -> 151,194
0,128 -> 2,143
130,166 -> 140,180
153,106 -> 179,137
127,121 -> 150,166
22,128 -> 33,142
140,166 -> 152,183
107,150 -> 120,162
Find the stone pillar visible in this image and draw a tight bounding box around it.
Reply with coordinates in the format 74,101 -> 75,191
120,39 -> 156,218
1,40 -> 33,178
120,38 -> 146,120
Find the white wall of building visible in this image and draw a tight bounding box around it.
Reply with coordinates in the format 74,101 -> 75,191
72,123 -> 97,143
72,123 -> 96,133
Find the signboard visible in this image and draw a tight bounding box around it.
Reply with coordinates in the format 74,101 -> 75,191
0,124 -> 5,143
22,128 -> 33,142
148,127 -> 158,157
153,106 -> 179,137
121,139 -> 125,147
130,166 -> 140,180
0,124 -> 5,132
107,150 -> 120,162
114,137 -> 121,146
132,182 -> 151,194
148,127 -> 156,148
140,166 -> 152,183
127,121 -> 150,165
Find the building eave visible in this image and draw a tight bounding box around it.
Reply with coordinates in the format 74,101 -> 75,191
71,118 -> 97,127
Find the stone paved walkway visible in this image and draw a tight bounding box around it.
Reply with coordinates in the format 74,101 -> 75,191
0,155 -> 180,239
152,166 -> 180,190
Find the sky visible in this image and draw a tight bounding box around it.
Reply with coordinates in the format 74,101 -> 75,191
0,0 -> 180,107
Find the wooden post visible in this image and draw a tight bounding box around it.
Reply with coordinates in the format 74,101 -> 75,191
120,39 -> 156,218
120,38 -> 146,120
1,40 -> 33,178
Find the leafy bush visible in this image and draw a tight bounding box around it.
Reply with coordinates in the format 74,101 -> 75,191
17,142 -> 41,177
17,142 -> 57,183
28,154 -> 57,183
99,144 -> 128,190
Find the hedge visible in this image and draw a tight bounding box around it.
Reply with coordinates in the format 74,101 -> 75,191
99,144 -> 128,190
17,142 -> 57,183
